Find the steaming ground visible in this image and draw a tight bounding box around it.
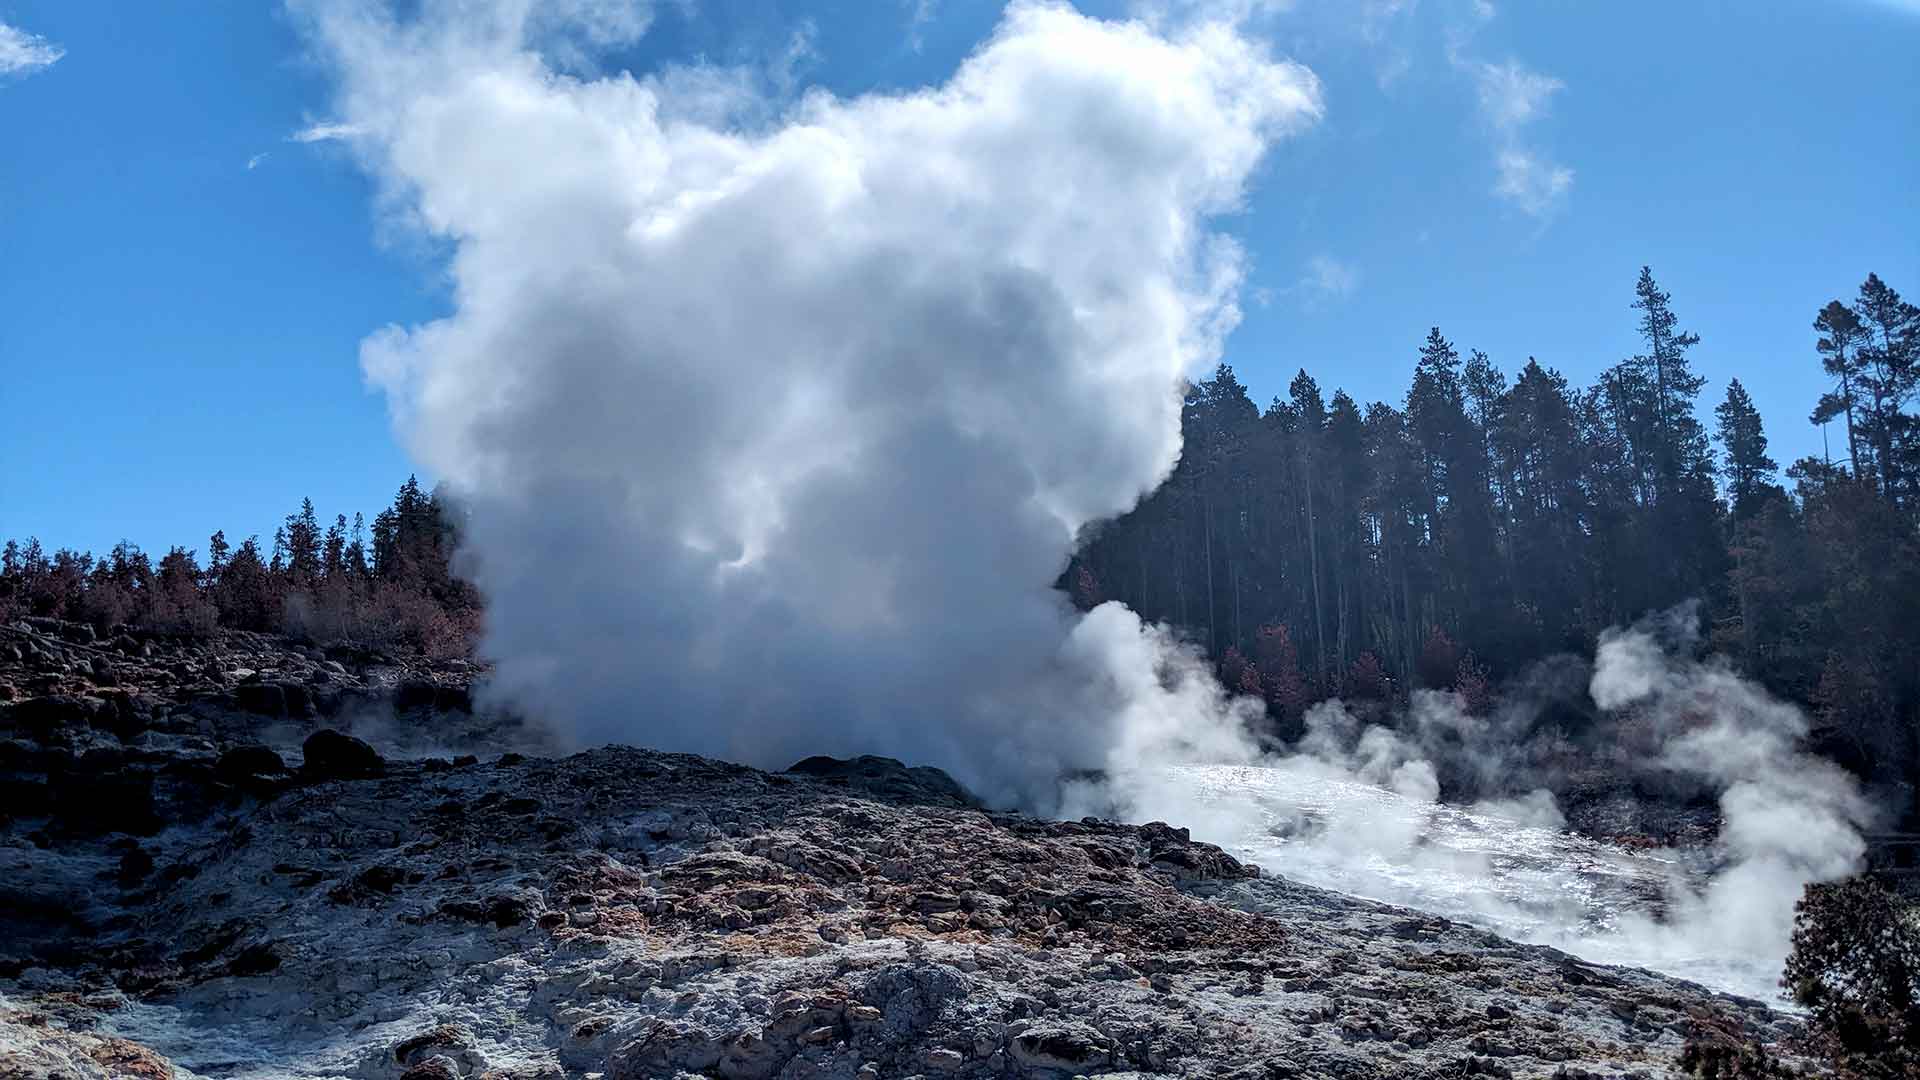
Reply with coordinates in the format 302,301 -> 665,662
1082,620 -> 1875,1005
1149,761 -> 1781,1000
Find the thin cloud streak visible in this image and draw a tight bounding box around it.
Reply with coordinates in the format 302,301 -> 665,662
0,20 -> 64,79
290,121 -> 364,144
1463,56 -> 1573,218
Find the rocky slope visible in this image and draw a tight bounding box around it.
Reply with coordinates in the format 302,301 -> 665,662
0,619 -> 1809,1078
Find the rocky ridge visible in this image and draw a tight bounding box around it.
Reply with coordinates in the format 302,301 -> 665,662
0,619 -> 1809,1078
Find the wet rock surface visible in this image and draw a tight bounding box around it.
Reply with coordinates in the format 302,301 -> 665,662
0,621 -> 1809,1078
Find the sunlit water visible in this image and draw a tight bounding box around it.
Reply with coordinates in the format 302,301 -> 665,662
1150,762 -> 1788,1004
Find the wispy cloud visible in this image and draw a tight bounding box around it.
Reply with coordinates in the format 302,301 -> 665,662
290,121 -> 363,144
1285,254 -> 1362,309
246,152 -> 271,171
0,20 -> 64,81
1493,148 -> 1572,218
904,0 -> 937,52
768,19 -> 818,98
1465,57 -> 1572,218
1472,58 -> 1562,129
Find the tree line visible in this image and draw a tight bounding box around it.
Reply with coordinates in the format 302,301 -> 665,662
1071,268 -> 1920,786
5,267 -> 1915,783
0,476 -> 480,657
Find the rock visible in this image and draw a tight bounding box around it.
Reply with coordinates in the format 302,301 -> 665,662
8,694 -> 114,738
300,729 -> 385,781
280,682 -> 312,719
215,745 -> 289,785
234,682 -> 287,717
51,770 -> 161,836
100,690 -> 149,737
1008,1023 -> 1112,1072
117,846 -> 156,885
394,1025 -> 472,1067
229,942 -> 281,976
782,755 -> 982,809
400,1058 -> 459,1080
396,680 -> 472,714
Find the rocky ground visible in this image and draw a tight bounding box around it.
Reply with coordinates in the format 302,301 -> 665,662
0,619 -> 1812,1078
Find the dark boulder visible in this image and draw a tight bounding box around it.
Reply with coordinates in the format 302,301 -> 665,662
440,892 -> 533,929
1,778 -> 52,818
117,846 -> 156,885
228,942 -> 281,977
234,682 -> 287,717
301,729 -> 385,781
215,745 -> 289,785
395,681 -> 439,712
395,680 -> 473,714
7,695 -> 115,739
100,690 -> 149,738
280,682 -> 312,720
783,754 -> 983,810
51,771 -> 162,837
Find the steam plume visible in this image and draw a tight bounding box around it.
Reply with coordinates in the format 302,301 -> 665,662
1082,612 -> 1872,1000
1589,620 -> 1873,978
297,0 -> 1322,804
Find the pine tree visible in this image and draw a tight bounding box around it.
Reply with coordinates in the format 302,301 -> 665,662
323,514 -> 348,580
371,508 -> 398,580
1407,327 -> 1465,506
1812,299 -> 1870,482
206,529 -> 230,586
1463,350 -> 1506,440
1715,379 -> 1779,515
217,537 -> 276,632
345,512 -> 370,578
1290,370 -> 1329,676
1850,274 -> 1920,507
283,498 -> 323,588
1628,266 -> 1710,499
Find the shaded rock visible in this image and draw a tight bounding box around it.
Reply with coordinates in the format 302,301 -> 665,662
234,682 -> 287,718
1009,1023 -> 1112,1071
51,771 -> 161,837
396,680 -> 471,713
8,694 -> 114,738
300,729 -> 385,781
394,1024 -> 472,1066
215,745 -> 289,785
280,682 -> 312,720
229,942 -> 281,976
783,754 -> 982,809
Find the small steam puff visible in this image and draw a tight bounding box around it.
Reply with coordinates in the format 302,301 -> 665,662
301,0 -> 1322,807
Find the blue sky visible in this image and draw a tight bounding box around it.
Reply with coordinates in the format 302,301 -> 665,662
2,0 -> 1915,558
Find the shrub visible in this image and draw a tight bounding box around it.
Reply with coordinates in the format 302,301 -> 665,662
1781,875 -> 1920,1078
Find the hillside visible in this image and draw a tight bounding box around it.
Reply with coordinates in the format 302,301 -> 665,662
0,619 -> 1813,1078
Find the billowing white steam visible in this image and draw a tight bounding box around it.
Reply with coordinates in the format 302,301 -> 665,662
1588,623 -> 1872,978
1083,614 -> 1872,999
305,0 -> 1871,996
297,0 -> 1320,804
